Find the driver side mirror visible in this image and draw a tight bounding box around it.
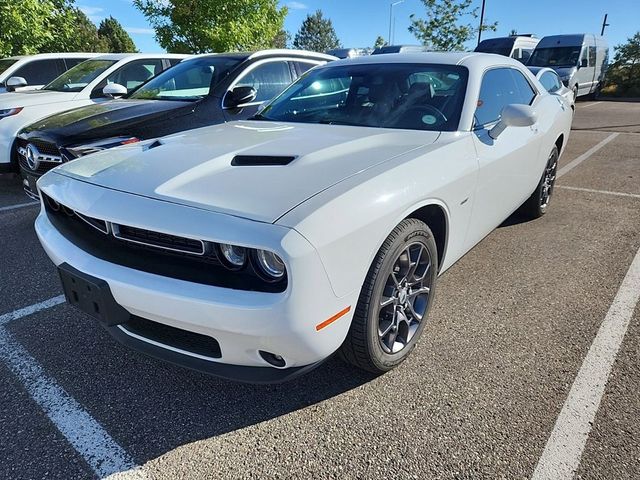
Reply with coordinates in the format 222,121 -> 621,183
489,104 -> 537,139
102,83 -> 128,98
224,86 -> 257,109
6,76 -> 27,92
580,58 -> 588,68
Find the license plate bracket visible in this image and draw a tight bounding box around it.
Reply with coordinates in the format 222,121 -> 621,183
58,263 -> 130,327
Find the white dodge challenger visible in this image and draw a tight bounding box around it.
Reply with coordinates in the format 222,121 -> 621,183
35,53 -> 572,382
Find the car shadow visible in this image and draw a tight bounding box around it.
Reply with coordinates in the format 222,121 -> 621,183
498,209 -> 537,228
8,309 -> 379,466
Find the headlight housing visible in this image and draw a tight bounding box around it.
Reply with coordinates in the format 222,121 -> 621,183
0,107 -> 23,119
217,243 -> 286,283
218,244 -> 247,270
253,249 -> 286,282
64,136 -> 140,158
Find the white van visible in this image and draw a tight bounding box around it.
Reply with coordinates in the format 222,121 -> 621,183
474,35 -> 540,63
527,34 -> 608,99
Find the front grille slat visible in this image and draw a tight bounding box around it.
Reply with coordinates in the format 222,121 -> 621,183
113,224 -> 205,255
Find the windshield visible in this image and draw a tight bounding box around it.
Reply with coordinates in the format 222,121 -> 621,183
258,63 -> 468,132
130,56 -> 243,101
44,59 -> 116,92
528,47 -> 582,67
0,58 -> 18,77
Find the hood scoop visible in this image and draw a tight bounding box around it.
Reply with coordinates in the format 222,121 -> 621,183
231,155 -> 297,166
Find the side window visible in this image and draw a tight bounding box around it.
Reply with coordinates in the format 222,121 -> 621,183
64,58 -> 89,70
539,72 -> 560,93
168,58 -> 183,67
106,59 -> 164,92
295,61 -> 321,76
580,47 -> 589,66
235,61 -> 293,103
475,68 -> 519,126
509,69 -> 536,104
588,46 -> 597,67
12,59 -> 65,85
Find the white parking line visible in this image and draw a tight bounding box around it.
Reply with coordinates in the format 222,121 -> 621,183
557,185 -> 640,200
0,297 -> 144,478
557,133 -> 619,179
531,245 -> 640,479
579,101 -> 602,108
0,201 -> 38,213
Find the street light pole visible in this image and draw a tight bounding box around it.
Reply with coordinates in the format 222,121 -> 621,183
477,0 -> 486,47
389,1 -> 404,45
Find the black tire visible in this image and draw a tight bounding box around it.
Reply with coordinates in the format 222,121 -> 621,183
339,218 -> 438,373
572,85 -> 578,101
521,145 -> 559,219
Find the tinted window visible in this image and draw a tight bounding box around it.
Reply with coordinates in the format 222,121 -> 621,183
64,58 -> 90,69
106,59 -> 164,92
13,59 -> 64,85
528,47 -> 582,67
260,63 -> 468,132
236,61 -> 293,103
475,38 -> 515,57
295,61 -> 320,76
588,46 -> 597,67
130,56 -> 242,101
475,68 -> 534,126
0,58 -> 18,76
44,59 -> 116,92
539,71 -> 561,93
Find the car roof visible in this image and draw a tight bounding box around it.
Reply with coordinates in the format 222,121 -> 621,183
4,53 -> 101,61
328,51 -> 524,69
91,53 -> 189,61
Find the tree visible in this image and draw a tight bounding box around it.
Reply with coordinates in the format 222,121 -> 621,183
44,8 -> 109,53
408,0 -> 497,51
133,0 -> 287,53
603,32 -> 640,97
374,36 -> 386,49
98,16 -> 137,53
0,0 -> 67,56
272,29 -> 290,49
509,29 -> 518,36
293,10 -> 340,53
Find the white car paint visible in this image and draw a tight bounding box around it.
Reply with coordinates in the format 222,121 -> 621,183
0,53 -> 186,170
35,53 -> 573,381
529,66 -> 575,110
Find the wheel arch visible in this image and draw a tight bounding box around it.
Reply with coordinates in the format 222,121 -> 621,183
555,133 -> 565,155
404,202 -> 449,272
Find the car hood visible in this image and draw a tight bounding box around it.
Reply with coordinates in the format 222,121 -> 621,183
0,89 -> 75,108
53,121 -> 440,223
20,99 -> 193,144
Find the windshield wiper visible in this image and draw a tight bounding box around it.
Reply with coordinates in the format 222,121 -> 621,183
248,113 -> 273,121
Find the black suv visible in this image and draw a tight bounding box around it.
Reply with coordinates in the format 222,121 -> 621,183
17,50 -> 334,198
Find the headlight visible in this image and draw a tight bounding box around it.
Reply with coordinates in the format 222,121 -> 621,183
253,249 -> 286,281
0,107 -> 23,119
218,243 -> 247,269
65,136 -> 140,158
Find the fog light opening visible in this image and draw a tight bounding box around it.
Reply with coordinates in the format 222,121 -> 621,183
259,350 -> 286,368
45,196 -> 60,212
61,205 -> 74,216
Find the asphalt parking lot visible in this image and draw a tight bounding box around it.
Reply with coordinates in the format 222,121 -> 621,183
0,100 -> 639,480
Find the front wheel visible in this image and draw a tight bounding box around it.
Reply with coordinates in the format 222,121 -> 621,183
520,145 -> 559,219
339,219 -> 438,373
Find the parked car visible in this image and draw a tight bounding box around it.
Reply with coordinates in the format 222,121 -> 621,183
527,34 -> 608,99
475,35 -> 539,63
0,53 -> 99,93
529,66 -> 575,110
16,50 -> 335,198
35,53 -> 572,383
0,53 -> 186,173
372,45 -> 426,55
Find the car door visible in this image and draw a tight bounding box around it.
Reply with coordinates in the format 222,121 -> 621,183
467,67 -> 542,244
222,59 -> 294,120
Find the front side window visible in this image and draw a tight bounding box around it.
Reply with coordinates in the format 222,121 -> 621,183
44,59 -> 117,92
130,56 -> 242,101
539,71 -> 561,93
235,61 -> 293,104
528,47 -> 582,67
105,59 -> 164,92
12,59 -> 64,85
588,46 -> 597,67
259,63 -> 468,132
0,58 -> 18,77
475,68 -> 535,127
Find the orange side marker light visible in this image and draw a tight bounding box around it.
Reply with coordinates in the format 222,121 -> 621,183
315,306 -> 351,332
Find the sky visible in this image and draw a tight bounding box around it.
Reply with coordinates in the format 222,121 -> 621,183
79,0 -> 640,54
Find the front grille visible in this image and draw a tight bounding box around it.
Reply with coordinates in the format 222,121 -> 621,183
43,193 -> 286,292
122,316 -> 222,359
113,224 -> 205,255
16,138 -> 62,175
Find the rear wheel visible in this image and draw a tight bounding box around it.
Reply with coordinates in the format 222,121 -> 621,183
339,219 -> 438,373
521,145 -> 559,219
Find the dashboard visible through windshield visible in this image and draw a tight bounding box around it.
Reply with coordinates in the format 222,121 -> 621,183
258,63 -> 469,132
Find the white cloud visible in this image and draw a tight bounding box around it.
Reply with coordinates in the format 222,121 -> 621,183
125,27 -> 156,35
78,5 -> 104,16
287,1 -> 308,9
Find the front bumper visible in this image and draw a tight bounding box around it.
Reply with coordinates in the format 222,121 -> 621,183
36,173 -> 358,382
